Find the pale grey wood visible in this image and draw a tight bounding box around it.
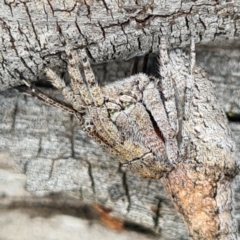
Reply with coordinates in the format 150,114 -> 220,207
1,0 -> 240,91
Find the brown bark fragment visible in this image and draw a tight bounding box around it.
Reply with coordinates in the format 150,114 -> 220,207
163,163 -> 236,240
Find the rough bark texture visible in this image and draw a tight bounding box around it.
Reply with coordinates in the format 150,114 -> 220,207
1,45 -> 240,240
1,0 -> 240,91
1,1 -> 240,240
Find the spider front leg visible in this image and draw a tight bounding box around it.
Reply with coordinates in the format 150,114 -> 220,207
142,78 -> 179,164
180,38 -> 195,156
71,48 -> 148,163
45,50 -> 133,164
16,70 -> 84,125
159,38 -> 178,136
141,38 -> 179,165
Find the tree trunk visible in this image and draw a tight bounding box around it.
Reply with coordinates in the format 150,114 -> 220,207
1,1 -> 240,240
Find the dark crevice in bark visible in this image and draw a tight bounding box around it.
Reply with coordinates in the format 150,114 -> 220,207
83,0 -> 91,19
17,21 -> 31,46
227,114 -> 240,122
110,41 -> 116,57
75,20 -> 85,40
36,137 -> 42,158
86,160 -> 96,194
70,115 -> 75,158
4,22 -> 19,57
46,0 -> 54,15
23,2 -> 41,48
4,0 -> 13,17
20,57 -> 36,76
199,17 -> 207,30
0,53 -> 6,72
123,221 -> 158,237
101,0 -> 111,16
10,100 -> 18,133
98,21 -> 106,40
153,197 -> 162,229
48,160 -> 55,181
119,164 -> 131,213
137,37 -> 142,51
6,68 -> 18,83
85,48 -> 94,62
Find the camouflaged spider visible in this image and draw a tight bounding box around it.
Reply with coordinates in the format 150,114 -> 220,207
19,38 -> 195,179
17,37 -> 238,239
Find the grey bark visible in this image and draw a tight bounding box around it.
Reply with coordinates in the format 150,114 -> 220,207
1,0 -> 240,91
1,1 -> 240,239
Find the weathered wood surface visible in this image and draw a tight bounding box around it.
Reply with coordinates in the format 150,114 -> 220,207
1,0 -> 240,91
0,45 -> 240,239
1,0 -> 240,238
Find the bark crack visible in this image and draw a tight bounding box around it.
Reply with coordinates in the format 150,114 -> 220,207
10,99 -> 18,133
86,160 -> 96,194
153,197 -> 162,229
46,0 -> 54,15
23,2 -> 41,48
101,0 -> 113,19
3,0 -> 13,17
98,21 -> 106,40
36,137 -> 42,158
17,21 -> 31,46
83,0 -> 91,19
119,165 -> 131,213
70,115 -> 75,158
20,57 -> 36,76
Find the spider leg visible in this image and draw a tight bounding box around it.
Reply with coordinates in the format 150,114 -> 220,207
16,72 -> 84,125
16,71 -> 74,114
183,36 -> 195,121
142,81 -> 178,164
64,49 -> 94,111
79,49 -> 104,107
141,38 -> 179,164
159,38 -> 178,136
180,37 -> 195,155
76,49 -> 141,162
45,67 -> 84,112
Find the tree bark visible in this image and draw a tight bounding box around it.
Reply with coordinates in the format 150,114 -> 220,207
1,45 -> 240,239
1,1 -> 240,239
1,0 -> 240,91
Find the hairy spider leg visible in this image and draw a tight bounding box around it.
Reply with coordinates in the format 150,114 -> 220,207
78,49 -> 141,162
65,49 -> 91,111
148,38 -> 179,164
159,38 -> 178,136
179,37 -> 195,156
17,73 -> 83,125
142,82 -> 178,164
45,67 -> 84,113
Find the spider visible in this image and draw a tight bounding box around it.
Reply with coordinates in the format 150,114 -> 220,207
16,38 -> 218,179
15,36 -> 239,239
